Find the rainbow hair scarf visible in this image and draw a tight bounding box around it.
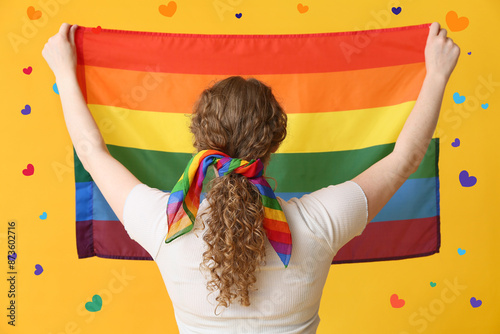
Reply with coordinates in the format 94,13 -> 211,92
165,150 -> 292,267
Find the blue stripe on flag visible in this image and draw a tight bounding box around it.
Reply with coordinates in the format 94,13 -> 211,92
93,184 -> 118,221
78,177 -> 437,222
76,181 -> 93,221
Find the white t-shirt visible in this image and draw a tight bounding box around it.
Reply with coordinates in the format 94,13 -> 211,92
123,180 -> 368,334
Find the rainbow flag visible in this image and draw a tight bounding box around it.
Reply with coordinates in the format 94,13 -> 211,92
74,23 -> 440,263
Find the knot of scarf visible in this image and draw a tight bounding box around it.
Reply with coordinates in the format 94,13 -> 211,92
165,149 -> 292,267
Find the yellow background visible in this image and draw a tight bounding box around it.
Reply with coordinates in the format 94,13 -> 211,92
1,0 -> 499,333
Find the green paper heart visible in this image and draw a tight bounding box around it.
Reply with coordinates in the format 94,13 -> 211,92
85,294 -> 102,312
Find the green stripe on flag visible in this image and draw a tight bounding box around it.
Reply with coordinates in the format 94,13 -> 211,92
75,139 -> 438,193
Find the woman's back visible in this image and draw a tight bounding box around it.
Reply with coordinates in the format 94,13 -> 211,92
123,180 -> 368,333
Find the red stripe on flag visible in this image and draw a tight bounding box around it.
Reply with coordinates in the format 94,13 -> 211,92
75,24 -> 430,75
78,216 -> 439,262
91,220 -> 153,259
332,216 -> 440,264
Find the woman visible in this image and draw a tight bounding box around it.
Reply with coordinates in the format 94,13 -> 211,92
42,22 -> 459,333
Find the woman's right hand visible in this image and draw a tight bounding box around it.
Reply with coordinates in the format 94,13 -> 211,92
424,22 -> 460,82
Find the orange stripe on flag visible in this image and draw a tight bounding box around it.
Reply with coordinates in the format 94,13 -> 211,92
84,63 -> 425,114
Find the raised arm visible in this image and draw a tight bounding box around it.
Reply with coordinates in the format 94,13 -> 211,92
42,23 -> 141,223
352,22 -> 460,223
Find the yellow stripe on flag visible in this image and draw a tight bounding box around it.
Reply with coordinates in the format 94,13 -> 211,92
89,101 -> 437,154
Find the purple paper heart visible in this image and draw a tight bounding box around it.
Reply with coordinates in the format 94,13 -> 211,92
459,170 -> 477,187
470,297 -> 482,308
391,7 -> 402,15
451,138 -> 460,147
34,264 -> 44,275
235,13 -> 242,19
8,252 -> 17,261
467,52 -> 471,55
21,104 -> 31,115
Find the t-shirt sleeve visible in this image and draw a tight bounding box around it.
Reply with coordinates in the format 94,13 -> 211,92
293,180 -> 368,253
122,183 -> 170,260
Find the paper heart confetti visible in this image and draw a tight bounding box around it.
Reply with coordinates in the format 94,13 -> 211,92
459,170 -> 476,187
92,26 -> 102,34
39,212 -> 47,220
451,138 -> 460,147
159,1 -> 177,17
458,248 -> 466,256
34,264 -> 44,275
390,294 -> 405,308
8,253 -> 17,261
23,164 -> 34,176
470,297 -> 482,308
21,105 -> 31,115
453,92 -> 465,104
391,7 -> 402,15
446,11 -> 469,32
235,13 -> 242,19
23,66 -> 33,75
85,294 -> 103,312
27,6 -> 42,20
297,3 -> 309,13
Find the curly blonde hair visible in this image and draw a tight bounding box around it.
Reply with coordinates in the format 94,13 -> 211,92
189,76 -> 287,314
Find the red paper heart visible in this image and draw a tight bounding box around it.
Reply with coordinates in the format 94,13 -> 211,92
23,164 -> 34,176
23,66 -> 32,75
92,26 -> 102,34
390,293 -> 405,308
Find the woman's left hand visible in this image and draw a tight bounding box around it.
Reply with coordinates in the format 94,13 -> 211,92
42,23 -> 78,80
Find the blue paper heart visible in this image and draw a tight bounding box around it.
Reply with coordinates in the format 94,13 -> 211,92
39,212 -> 47,220
458,248 -> 466,256
391,7 -> 402,15
53,83 -> 59,95
470,297 -> 482,308
21,104 -> 31,115
459,170 -> 476,187
481,103 -> 489,109
8,252 -> 17,261
235,13 -> 242,19
430,282 -> 437,287
451,138 -> 460,147
467,52 -> 471,55
453,92 -> 466,104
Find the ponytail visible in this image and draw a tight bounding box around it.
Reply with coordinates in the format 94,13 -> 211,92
199,173 -> 267,314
